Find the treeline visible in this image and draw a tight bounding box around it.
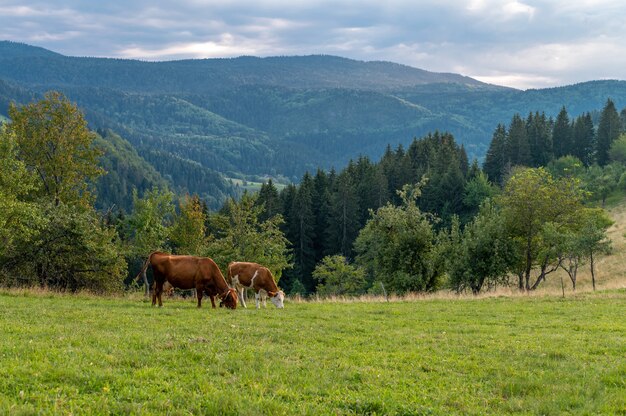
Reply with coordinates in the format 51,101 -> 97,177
0,93 -> 620,296
484,99 -> 626,184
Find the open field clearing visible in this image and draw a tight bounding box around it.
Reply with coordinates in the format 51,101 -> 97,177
0,289 -> 624,415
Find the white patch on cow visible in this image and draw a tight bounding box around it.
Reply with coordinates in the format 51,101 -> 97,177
270,290 -> 285,308
231,274 -> 248,308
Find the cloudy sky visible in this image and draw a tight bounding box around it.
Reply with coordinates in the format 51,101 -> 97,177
1,0 -> 625,90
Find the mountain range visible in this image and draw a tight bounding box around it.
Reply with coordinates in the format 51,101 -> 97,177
1,40 -> 626,209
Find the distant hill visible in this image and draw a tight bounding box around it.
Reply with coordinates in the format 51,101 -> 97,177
1,41 -> 626,209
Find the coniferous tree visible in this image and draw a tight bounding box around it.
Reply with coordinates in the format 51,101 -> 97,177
552,106 -> 573,159
326,170 -> 359,258
527,111 -> 552,166
596,99 -> 622,166
483,124 -> 507,185
289,173 -> 316,292
572,113 -> 595,166
312,169 -> 332,264
256,179 -> 280,222
506,114 -> 531,167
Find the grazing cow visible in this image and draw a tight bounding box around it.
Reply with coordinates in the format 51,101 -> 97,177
137,251 -> 237,309
227,262 -> 285,308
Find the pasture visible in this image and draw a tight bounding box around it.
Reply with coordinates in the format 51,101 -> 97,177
0,290 -> 624,415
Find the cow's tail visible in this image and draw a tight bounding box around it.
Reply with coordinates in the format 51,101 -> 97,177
134,252 -> 154,296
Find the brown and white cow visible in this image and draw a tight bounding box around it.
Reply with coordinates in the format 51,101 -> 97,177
137,251 -> 237,309
227,262 -> 285,309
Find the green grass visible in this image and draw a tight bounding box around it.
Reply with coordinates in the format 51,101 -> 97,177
0,291 -> 624,415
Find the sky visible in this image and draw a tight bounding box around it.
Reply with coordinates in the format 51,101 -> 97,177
1,0 -> 625,90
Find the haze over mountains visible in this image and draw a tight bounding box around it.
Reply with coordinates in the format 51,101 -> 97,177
1,41 -> 626,209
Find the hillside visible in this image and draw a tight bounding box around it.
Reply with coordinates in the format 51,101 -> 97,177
2,42 -> 626,208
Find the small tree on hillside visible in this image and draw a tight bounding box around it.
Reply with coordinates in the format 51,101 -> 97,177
445,201 -> 517,294
355,181 -> 444,293
313,255 -> 367,296
206,193 -> 292,282
498,167 -> 587,291
1,92 -> 126,292
170,194 -> 207,255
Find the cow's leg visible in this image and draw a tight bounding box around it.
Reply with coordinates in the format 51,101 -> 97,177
237,287 -> 247,308
196,286 -> 203,308
151,283 -> 157,306
210,295 -> 216,309
262,293 -> 267,308
255,291 -> 261,309
155,281 -> 164,307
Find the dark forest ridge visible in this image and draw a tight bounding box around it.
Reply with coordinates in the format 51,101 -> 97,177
0,41 -> 499,92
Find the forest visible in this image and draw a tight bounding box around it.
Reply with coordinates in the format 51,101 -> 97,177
1,92 -> 623,297
3,41 -> 626,213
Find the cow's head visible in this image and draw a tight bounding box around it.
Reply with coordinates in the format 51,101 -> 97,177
267,290 -> 285,308
219,288 -> 238,309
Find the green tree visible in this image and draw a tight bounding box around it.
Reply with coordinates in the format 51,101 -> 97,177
289,173 -> 316,292
527,111 -> 553,167
313,255 -> 367,296
124,187 -> 175,257
462,171 -> 498,221
6,91 -> 103,207
1,93 -> 126,292
557,208 -> 612,291
445,202 -> 516,294
206,193 -> 291,282
596,99 -> 622,166
256,179 -> 281,222
170,194 -> 207,255
572,113 -> 595,166
498,167 -> 587,291
552,106 -> 572,159
0,126 -> 42,259
585,163 -> 623,207
326,170 -> 359,257
483,124 -> 508,185
355,182 -> 443,293
608,133 -> 626,164
506,114 -> 531,167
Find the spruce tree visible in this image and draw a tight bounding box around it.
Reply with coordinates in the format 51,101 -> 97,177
572,113 -> 595,166
483,124 -> 507,185
552,106 -> 573,159
527,111 -> 552,166
506,114 -> 531,167
596,99 -> 622,166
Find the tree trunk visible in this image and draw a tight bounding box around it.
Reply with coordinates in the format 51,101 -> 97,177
590,251 -> 596,291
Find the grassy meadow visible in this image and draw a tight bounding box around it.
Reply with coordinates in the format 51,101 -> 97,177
0,289 -> 624,415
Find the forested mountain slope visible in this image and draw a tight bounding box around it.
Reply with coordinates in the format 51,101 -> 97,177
2,41 -> 626,210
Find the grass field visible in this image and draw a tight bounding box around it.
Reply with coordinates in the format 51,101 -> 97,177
0,290 -> 624,415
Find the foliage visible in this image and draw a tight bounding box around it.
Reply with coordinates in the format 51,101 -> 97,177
313,255 -> 367,296
0,93 -> 126,292
608,133 -> 626,164
446,202 -> 517,294
596,98 -> 622,166
6,91 -> 103,207
169,194 -> 208,256
205,193 -> 292,281
0,126 -> 42,258
122,187 -> 175,257
355,182 -> 443,293
497,167 -> 588,290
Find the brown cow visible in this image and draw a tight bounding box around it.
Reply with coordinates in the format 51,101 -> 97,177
137,252 -> 237,309
227,262 -> 285,308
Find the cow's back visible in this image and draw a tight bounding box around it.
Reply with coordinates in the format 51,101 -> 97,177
152,253 -> 202,290
229,262 -> 278,292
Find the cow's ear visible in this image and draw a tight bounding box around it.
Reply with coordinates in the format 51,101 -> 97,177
268,291 -> 277,297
